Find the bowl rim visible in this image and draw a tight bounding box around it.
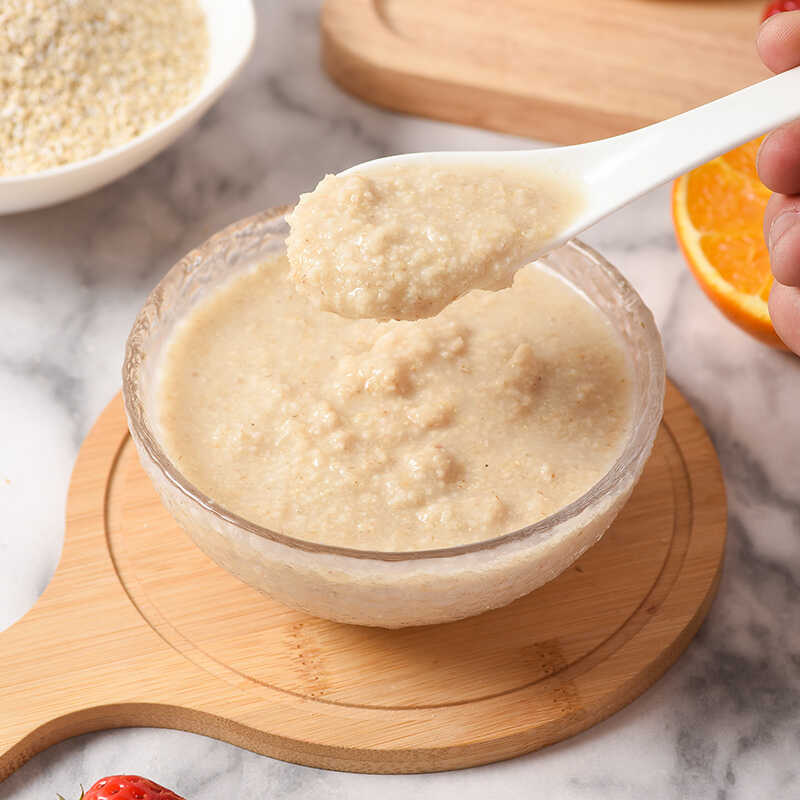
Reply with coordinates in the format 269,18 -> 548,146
123,207 -> 665,562
0,0 -> 256,186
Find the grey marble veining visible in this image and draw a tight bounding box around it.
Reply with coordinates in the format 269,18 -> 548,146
2,0 -> 800,797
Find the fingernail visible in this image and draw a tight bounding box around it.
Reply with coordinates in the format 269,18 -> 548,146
769,210 -> 800,249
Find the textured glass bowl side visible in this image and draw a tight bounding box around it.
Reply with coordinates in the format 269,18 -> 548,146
123,208 -> 665,628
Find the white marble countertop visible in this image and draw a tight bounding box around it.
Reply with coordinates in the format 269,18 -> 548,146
2,1 -> 799,797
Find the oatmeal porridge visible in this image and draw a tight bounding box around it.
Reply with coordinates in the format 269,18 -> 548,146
286,164 -> 581,320
157,252 -> 632,552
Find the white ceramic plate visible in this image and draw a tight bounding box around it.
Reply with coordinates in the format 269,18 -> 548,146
0,0 -> 255,215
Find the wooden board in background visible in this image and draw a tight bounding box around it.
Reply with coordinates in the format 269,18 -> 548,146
322,0 -> 770,143
0,383 -> 725,778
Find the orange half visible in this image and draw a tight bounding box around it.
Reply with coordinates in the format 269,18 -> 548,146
672,136 -> 783,348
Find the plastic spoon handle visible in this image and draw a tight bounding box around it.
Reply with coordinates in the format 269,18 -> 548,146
577,65 -> 796,219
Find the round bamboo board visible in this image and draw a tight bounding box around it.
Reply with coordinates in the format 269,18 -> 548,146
0,382 -> 726,777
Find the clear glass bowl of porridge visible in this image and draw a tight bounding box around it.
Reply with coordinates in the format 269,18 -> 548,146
123,207 -> 665,628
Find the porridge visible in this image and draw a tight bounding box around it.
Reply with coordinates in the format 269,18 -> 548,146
286,164 -> 581,320
157,252 -> 633,552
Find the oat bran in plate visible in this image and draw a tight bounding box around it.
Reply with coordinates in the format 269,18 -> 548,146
0,0 -> 208,175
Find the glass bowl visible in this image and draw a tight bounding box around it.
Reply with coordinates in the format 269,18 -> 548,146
122,207 -> 665,628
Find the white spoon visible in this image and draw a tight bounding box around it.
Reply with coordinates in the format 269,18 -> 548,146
341,65 -> 798,260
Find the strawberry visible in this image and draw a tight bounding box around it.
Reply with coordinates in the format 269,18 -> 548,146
58,775 -> 185,800
762,0 -> 800,21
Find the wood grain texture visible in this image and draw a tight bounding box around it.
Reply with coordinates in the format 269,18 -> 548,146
321,0 -> 770,144
0,382 -> 726,776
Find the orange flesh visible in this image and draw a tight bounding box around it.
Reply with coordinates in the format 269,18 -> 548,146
672,135 -> 784,348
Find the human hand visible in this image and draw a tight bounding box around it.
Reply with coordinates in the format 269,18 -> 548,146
757,12 -> 800,353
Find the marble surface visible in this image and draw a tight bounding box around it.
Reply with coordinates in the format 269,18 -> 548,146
2,1 -> 799,797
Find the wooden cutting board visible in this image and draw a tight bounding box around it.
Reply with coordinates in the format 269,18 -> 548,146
0,382 -> 725,777
322,0 -> 771,143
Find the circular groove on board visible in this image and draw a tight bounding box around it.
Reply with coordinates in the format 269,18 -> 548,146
91,382 -> 724,765
109,427 -> 680,710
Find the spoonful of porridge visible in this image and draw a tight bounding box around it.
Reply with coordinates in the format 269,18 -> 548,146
288,66 -> 800,321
